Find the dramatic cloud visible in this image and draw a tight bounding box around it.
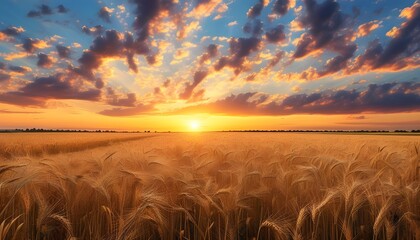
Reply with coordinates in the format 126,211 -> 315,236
348,2 -> 420,72
178,82 -> 420,115
179,70 -> 208,100
214,37 -> 261,75
75,30 -> 145,79
0,74 -> 101,106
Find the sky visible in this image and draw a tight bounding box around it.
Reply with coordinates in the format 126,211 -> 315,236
0,0 -> 419,131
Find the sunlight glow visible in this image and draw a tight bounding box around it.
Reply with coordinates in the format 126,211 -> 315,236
189,120 -> 201,131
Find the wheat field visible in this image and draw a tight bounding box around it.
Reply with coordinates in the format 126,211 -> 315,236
0,132 -> 419,239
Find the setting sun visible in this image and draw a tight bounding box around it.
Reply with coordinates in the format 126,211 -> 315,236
189,120 -> 201,131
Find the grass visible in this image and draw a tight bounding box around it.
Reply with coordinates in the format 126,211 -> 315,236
0,132 -> 419,239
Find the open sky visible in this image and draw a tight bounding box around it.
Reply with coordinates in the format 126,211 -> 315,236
0,0 -> 419,131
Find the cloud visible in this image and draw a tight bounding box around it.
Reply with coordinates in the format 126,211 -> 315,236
199,44 -> 219,64
9,65 -> 31,74
265,24 -> 286,43
243,19 -> 263,36
214,37 -> 261,75
75,30 -> 145,78
22,38 -> 50,53
57,4 -> 68,13
179,70 -> 208,100
247,0 -> 264,18
348,3 -> 420,73
290,0 -> 357,78
0,74 -> 101,106
176,82 -> 420,115
27,4 -> 53,17
98,6 -> 114,23
106,88 -> 137,107
356,20 -> 381,38
228,21 -> 238,27
190,0 -> 223,18
37,53 -> 54,68
56,45 -> 71,58
272,0 -> 296,16
82,25 -> 104,36
98,104 -> 154,116
1,26 -> 25,36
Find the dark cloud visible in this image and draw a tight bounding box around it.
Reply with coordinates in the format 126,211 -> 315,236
107,90 -> 137,107
98,104 -> 154,116
37,53 -> 53,68
272,0 -> 293,16
177,82 -> 420,115
1,26 -> 25,36
9,65 -> 29,73
81,25 -> 104,36
0,74 -> 101,106
57,4 -> 68,13
291,0 -> 357,77
129,0 -> 176,41
98,7 -> 113,23
247,0 -> 264,18
179,70 -> 208,99
265,24 -> 286,43
0,62 -> 5,70
199,44 -> 218,64
243,19 -> 263,36
27,10 -> 41,18
27,4 -> 53,17
76,50 -> 102,79
76,29 -> 154,79
214,37 -> 261,75
22,38 -> 48,53
56,45 -> 71,58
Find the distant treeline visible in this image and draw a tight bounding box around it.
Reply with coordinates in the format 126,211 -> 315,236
0,128 -> 160,133
224,129 -> 420,133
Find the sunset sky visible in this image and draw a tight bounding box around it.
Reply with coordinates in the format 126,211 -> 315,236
0,0 -> 419,131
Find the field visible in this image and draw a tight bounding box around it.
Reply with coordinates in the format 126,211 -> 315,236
0,132 -> 419,239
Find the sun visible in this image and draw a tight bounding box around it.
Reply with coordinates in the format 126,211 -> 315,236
189,120 -> 201,131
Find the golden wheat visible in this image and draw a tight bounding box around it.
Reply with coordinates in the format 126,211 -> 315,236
0,132 -> 418,239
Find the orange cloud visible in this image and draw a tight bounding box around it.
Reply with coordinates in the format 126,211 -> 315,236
356,20 -> 381,38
